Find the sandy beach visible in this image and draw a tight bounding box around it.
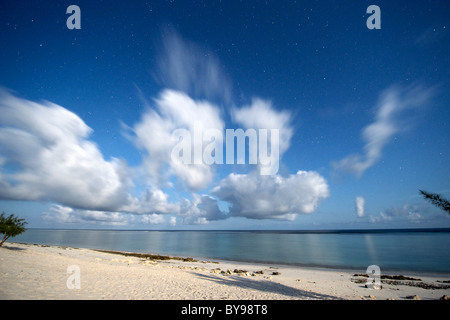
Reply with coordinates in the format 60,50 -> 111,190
1,242 -> 449,300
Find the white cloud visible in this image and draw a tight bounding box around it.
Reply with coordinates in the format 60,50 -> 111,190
141,213 -> 165,225
332,85 -> 434,177
130,89 -> 224,191
0,25 -> 336,227
0,89 -> 132,211
212,170 -> 329,220
0,88 -> 329,225
232,98 -> 293,156
369,204 -> 426,224
355,196 -> 365,217
43,204 -> 129,226
121,188 -> 179,215
382,204 -> 423,223
0,89 -> 183,221
179,194 -> 226,224
369,212 -> 391,223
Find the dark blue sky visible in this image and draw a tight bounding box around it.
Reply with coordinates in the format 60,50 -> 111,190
0,0 -> 449,229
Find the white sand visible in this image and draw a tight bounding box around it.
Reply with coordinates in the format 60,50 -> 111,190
1,242 -> 449,300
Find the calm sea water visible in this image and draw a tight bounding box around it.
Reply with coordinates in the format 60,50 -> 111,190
13,228 -> 450,274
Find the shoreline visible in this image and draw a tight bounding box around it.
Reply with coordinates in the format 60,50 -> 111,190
94,247 -> 450,278
12,240 -> 450,277
1,242 -> 449,300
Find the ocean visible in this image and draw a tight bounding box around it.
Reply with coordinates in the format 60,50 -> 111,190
12,228 -> 450,274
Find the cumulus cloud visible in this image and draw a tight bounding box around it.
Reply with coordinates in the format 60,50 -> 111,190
355,196 -> 365,217
0,89 -> 182,220
332,85 -> 434,177
0,83 -> 327,226
121,188 -> 179,215
130,89 -> 224,190
179,194 -> 227,224
0,29 -> 332,226
212,170 -> 329,220
0,89 -> 131,211
232,98 -> 293,156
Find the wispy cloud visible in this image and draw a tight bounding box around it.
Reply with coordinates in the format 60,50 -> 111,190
232,98 -> 293,157
414,24 -> 449,47
369,204 -> 423,224
156,30 -> 232,103
368,200 -> 450,225
332,84 -> 434,177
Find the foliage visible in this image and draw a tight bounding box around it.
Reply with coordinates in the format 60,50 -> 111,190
419,190 -> 450,214
0,212 -> 27,247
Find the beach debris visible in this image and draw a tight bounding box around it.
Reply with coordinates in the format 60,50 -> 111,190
380,275 -> 421,281
271,271 -> 281,276
254,270 -> 264,275
351,273 -> 450,290
183,257 -> 196,262
406,295 -> 421,300
215,269 -> 255,276
364,283 -> 382,290
211,268 -> 221,274
369,295 -> 376,299
439,295 -> 450,300
233,269 -> 250,276
189,266 -> 207,271
93,249 -> 199,262
202,260 -> 219,264
220,269 -> 234,276
353,274 -> 421,281
264,276 -> 273,280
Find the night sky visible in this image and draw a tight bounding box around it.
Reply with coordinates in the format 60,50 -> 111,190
0,0 -> 449,229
